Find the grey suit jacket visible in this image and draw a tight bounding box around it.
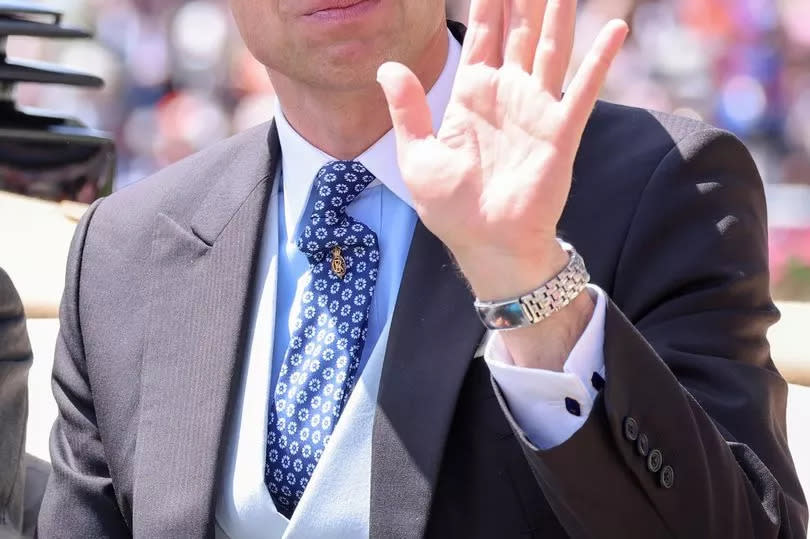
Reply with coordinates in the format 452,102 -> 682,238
35,24 -> 809,537
0,268 -> 33,536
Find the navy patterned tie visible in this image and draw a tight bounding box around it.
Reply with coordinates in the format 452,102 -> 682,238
265,160 -> 380,517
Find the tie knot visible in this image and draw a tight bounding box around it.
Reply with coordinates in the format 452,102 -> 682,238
310,160 -> 376,224
297,160 -> 379,261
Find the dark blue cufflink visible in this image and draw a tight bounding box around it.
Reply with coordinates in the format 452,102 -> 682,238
564,397 -> 581,417
591,372 -> 605,391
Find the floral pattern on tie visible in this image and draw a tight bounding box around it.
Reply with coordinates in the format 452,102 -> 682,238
265,161 -> 380,518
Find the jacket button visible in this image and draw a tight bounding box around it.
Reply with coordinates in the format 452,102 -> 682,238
636,433 -> 649,457
647,449 -> 663,473
660,465 -> 674,489
623,417 -> 639,441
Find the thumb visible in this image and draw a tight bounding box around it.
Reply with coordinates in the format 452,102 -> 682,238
377,62 -> 434,150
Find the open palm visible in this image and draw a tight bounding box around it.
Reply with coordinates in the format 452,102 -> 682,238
378,0 -> 628,296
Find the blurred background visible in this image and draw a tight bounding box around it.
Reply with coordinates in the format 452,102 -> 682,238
1,0 -> 809,520
6,0 -> 810,301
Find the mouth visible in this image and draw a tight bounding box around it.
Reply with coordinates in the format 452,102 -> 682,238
302,0 -> 380,21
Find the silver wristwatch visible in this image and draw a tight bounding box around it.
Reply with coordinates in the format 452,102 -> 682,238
473,241 -> 590,330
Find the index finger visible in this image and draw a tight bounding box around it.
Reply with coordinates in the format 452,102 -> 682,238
458,0 -> 505,68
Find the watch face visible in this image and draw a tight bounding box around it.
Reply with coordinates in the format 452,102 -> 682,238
0,130 -> 115,203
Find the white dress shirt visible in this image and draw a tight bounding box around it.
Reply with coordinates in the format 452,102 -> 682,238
216,30 -> 608,538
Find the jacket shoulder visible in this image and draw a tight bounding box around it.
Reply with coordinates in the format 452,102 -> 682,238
0,267 -> 23,320
0,266 -> 31,363
583,100 -> 716,160
83,121 -> 274,244
112,122 -> 272,213
576,99 -> 744,193
582,100 -> 755,186
564,100 -> 754,287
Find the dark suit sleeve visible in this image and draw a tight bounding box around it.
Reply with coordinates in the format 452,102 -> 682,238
0,268 -> 33,532
495,128 -> 808,538
38,199 -> 131,538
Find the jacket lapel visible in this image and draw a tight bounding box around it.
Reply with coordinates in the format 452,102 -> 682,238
370,221 -> 485,539
132,123 -> 281,538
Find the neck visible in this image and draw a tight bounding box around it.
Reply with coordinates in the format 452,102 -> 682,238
271,28 -> 449,160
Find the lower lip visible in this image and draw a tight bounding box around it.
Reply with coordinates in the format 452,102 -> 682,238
305,0 -> 380,23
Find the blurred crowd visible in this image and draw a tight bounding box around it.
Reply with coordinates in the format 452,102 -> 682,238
8,0 -> 810,189
9,0 -> 275,188
578,0 -> 810,189
6,0 -> 810,296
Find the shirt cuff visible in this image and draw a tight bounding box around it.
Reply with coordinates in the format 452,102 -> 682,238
483,285 -> 607,449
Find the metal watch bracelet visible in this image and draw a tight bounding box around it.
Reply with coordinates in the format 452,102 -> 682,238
473,241 -> 590,331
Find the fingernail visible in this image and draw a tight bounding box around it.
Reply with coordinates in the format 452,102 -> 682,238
376,63 -> 393,84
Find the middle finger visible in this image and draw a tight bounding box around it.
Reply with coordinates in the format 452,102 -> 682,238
533,0 -> 578,96
503,0 -> 548,72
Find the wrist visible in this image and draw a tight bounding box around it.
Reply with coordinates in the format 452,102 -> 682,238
457,238 -> 594,371
501,290 -> 595,371
454,238 -> 568,302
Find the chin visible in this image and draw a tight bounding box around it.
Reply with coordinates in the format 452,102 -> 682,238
312,61 -> 381,91
308,44 -> 385,84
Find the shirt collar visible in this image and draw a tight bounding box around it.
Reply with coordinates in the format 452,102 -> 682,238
274,29 -> 462,237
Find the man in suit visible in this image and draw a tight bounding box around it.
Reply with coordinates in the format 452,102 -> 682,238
38,0 -> 807,537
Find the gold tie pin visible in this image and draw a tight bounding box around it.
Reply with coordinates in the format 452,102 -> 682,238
331,246 -> 347,279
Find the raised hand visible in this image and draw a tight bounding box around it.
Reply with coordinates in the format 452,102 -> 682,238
377,0 -> 628,303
